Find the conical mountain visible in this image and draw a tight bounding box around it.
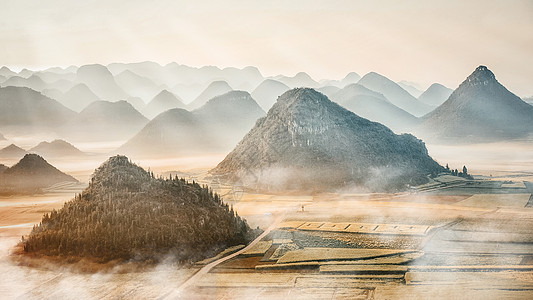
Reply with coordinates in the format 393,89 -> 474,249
418,66 -> 533,141
0,144 -> 27,159
331,84 -> 419,132
76,64 -> 129,101
358,72 -> 433,117
23,155 -> 254,262
59,83 -> 101,112
29,140 -> 84,157
418,83 -> 453,107
0,154 -> 77,192
71,100 -> 148,141
212,88 -> 441,192
143,89 -> 186,119
194,91 -> 266,149
188,80 -> 233,109
251,79 -> 290,111
119,108 -> 212,157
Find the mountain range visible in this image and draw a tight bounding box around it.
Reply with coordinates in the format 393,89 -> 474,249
358,72 -> 433,117
120,91 -> 265,157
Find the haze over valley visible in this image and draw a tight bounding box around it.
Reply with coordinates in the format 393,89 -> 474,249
1,1 -> 532,299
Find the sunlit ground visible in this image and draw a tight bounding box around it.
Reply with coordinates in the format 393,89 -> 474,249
0,140 -> 532,299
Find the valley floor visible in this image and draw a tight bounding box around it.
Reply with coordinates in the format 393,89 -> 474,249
0,144 -> 532,299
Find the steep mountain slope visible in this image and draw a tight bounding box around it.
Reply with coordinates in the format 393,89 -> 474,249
418,66 -> 533,141
76,64 -> 129,101
59,83 -> 100,112
0,86 -> 76,133
23,155 -> 254,263
358,72 -> 433,116
188,81 -> 233,109
418,83 -> 453,107
331,84 -> 419,132
211,88 -> 441,192
0,154 -> 77,193
29,140 -> 84,157
251,79 -> 290,111
143,90 -> 186,119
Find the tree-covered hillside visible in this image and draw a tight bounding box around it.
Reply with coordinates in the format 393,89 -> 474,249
23,155 -> 255,263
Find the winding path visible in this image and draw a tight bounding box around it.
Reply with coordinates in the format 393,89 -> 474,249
162,214 -> 286,299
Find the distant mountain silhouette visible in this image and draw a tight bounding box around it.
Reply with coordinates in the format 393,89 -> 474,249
0,144 -> 27,160
418,83 -> 453,107
59,83 -> 101,112
212,88 -> 441,192
0,154 -> 77,193
331,84 -> 419,132
275,72 -> 319,88
194,91 -> 266,149
124,96 -> 146,111
0,164 -> 7,173
358,72 -> 433,117
143,90 -> 186,119
114,70 -> 162,102
72,100 -> 149,141
397,81 -> 424,98
251,79 -> 290,111
171,83 -> 204,103
2,75 -> 47,91
418,66 -> 533,141
320,72 -> 362,88
29,140 -> 84,157
76,64 -> 129,101
41,88 -> 64,101
0,86 -> 76,133
188,80 -> 233,109
118,108 -> 211,156
0,66 -> 17,77
0,132 -> 5,140
316,86 -> 341,99
121,91 -> 265,156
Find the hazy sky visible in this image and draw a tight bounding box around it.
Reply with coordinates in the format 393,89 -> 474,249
1,0 -> 532,96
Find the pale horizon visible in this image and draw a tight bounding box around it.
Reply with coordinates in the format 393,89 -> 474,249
2,0 -> 532,96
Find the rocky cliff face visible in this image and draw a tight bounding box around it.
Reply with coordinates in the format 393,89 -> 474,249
212,88 -> 441,192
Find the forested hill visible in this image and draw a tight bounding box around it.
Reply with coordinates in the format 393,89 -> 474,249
23,155 -> 255,263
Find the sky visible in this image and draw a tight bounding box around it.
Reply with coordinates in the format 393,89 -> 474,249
1,0 -> 532,96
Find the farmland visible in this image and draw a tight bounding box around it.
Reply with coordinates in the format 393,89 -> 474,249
1,148 -> 533,299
